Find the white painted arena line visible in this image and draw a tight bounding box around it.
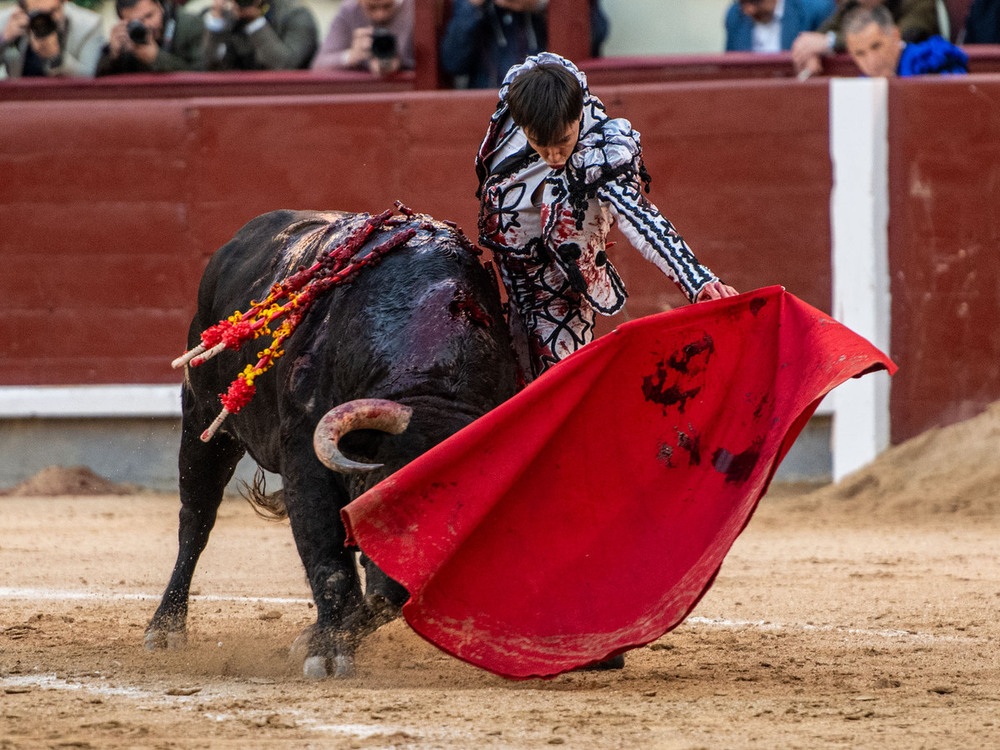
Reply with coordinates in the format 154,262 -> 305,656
2,586 -> 975,645
0,673 -> 415,741
0,587 -> 312,606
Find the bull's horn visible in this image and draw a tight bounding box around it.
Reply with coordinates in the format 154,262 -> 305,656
313,399 -> 413,474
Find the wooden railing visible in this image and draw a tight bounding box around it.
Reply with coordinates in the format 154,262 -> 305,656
4,47 -> 1000,102
0,68 -> 416,102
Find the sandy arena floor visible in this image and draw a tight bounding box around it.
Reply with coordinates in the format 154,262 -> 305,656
2,404 -> 999,749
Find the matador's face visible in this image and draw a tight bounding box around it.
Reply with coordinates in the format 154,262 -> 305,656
524,119 -> 581,171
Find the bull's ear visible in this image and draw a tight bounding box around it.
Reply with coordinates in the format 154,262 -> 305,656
313,399 -> 413,474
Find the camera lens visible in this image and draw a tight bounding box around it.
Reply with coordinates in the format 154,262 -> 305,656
27,11 -> 58,38
370,29 -> 397,61
126,19 -> 148,44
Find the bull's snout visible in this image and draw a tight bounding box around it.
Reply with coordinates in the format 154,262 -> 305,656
313,399 -> 413,474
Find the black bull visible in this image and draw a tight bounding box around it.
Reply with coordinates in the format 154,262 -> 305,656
145,209 -> 518,678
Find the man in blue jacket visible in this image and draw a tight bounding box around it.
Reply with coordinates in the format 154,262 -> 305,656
844,4 -> 968,76
725,0 -> 834,51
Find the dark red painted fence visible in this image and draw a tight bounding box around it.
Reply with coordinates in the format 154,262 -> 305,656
887,77 -> 1000,441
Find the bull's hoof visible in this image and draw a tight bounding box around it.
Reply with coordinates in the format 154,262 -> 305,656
292,624 -> 356,679
290,625 -> 314,661
576,653 -> 625,671
303,654 -> 355,679
143,629 -> 187,651
303,656 -> 328,679
333,654 -> 356,678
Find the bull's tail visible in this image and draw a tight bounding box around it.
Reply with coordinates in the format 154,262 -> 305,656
240,468 -> 288,521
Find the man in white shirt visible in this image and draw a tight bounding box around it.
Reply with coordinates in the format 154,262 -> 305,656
725,0 -> 835,52
751,0 -> 784,51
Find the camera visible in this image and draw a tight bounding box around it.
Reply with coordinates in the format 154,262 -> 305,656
370,28 -> 397,61
126,19 -> 149,44
27,10 -> 58,38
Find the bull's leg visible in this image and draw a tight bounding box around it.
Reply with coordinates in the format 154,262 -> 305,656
281,455 -> 364,679
145,418 -> 245,650
360,553 -> 407,631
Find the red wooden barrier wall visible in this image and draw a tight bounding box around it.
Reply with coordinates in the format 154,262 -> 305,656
887,77 -> 1000,442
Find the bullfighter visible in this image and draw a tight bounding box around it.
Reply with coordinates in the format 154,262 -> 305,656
476,52 -> 738,381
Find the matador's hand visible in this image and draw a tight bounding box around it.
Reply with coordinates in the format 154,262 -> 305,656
696,281 -> 739,302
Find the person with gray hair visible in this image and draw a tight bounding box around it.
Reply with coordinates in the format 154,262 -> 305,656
843,3 -> 967,76
791,0 -> 938,77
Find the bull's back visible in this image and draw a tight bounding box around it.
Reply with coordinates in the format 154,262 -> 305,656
193,210 -> 355,336
185,208 -> 515,422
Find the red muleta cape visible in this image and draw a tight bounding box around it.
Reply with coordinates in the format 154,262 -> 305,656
341,286 -> 896,679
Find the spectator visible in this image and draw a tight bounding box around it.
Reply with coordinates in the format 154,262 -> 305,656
791,0 -> 939,76
0,0 -> 104,78
202,0 -> 318,71
441,0 -> 609,89
725,0 -> 835,52
311,0 -> 414,75
96,0 -> 204,75
844,4 -> 968,75
962,0 -> 1000,43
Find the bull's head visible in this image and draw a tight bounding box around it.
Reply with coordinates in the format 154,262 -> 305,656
313,399 -> 413,474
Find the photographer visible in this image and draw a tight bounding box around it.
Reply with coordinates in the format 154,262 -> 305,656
0,0 -> 104,78
441,0 -> 608,89
202,0 -> 318,71
96,0 -> 204,76
311,0 -> 414,75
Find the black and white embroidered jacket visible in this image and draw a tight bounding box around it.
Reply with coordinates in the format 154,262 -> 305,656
476,52 -> 718,314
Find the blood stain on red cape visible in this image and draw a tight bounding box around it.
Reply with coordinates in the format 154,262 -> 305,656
342,286 -> 896,679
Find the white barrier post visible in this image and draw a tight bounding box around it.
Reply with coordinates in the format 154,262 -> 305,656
828,78 -> 893,481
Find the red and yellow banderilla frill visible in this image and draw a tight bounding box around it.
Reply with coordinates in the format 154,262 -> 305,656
172,204 -> 420,441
